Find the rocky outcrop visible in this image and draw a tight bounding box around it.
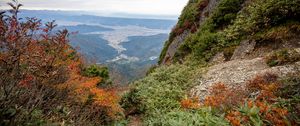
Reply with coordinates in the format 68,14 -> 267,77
162,31 -> 189,64
199,0 -> 220,23
210,52 -> 225,64
161,0 -> 220,64
231,40 -> 256,60
190,31 -> 300,99
190,57 -> 300,99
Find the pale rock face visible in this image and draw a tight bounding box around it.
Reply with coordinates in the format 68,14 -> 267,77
231,40 -> 256,60
162,0 -> 221,64
210,52 -> 225,64
190,57 -> 300,100
162,30 -> 189,64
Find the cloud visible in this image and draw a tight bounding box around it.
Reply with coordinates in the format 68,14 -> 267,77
0,0 -> 188,15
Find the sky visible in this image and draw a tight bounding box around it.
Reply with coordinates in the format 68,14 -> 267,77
0,0 -> 188,16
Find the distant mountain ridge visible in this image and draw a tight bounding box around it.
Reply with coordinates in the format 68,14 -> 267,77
58,24 -> 113,33
18,10 -> 177,29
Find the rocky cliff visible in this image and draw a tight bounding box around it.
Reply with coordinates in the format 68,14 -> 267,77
159,0 -> 300,98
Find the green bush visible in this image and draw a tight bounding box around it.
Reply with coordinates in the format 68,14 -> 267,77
146,65 -> 158,75
177,0 -> 201,27
225,0 -> 300,41
158,40 -> 171,64
121,64 -> 199,118
192,31 -> 221,61
145,108 -> 229,126
178,0 -> 300,64
211,0 -> 245,29
174,0 -> 244,63
82,65 -> 109,80
238,102 -> 264,126
265,49 -> 300,67
277,75 -> 300,124
0,107 -> 53,126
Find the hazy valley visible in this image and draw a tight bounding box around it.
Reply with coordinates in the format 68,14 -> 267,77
19,10 -> 176,84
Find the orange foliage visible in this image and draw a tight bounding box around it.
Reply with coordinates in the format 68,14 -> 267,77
180,97 -> 201,109
247,73 -> 278,91
246,74 -> 283,124
226,111 -> 242,126
247,73 -> 279,102
226,100 -> 289,126
204,83 -> 246,110
222,73 -> 289,126
198,73 -> 290,125
62,59 -> 123,120
91,88 -> 122,118
0,2 -> 122,124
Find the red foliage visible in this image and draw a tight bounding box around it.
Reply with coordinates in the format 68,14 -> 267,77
183,20 -> 192,29
191,25 -> 197,33
173,26 -> 185,36
198,0 -> 209,11
18,75 -> 34,88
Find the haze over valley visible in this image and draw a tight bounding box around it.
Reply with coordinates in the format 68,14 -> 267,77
18,10 -> 176,83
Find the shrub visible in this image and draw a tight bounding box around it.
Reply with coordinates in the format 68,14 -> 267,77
204,83 -> 246,111
210,0 -> 245,29
121,64 -> 198,119
276,75 -> 300,125
0,1 -> 122,125
225,0 -> 300,41
177,0 -> 201,28
227,100 -> 290,126
246,73 -> 279,93
82,65 -> 109,79
0,1 -> 73,125
175,0 -> 245,63
146,65 -> 158,75
145,108 -> 229,126
180,97 -> 201,109
265,49 -> 300,67
198,73 -> 294,125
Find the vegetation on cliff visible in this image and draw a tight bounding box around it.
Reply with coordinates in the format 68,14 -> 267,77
123,0 -> 300,125
160,0 -> 300,64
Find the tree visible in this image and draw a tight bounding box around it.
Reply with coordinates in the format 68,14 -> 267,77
0,1 -> 122,125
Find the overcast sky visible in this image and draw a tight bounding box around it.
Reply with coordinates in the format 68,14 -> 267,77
0,0 -> 188,16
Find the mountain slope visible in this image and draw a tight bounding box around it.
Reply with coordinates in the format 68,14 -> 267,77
122,0 -> 300,125
19,10 -> 177,29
